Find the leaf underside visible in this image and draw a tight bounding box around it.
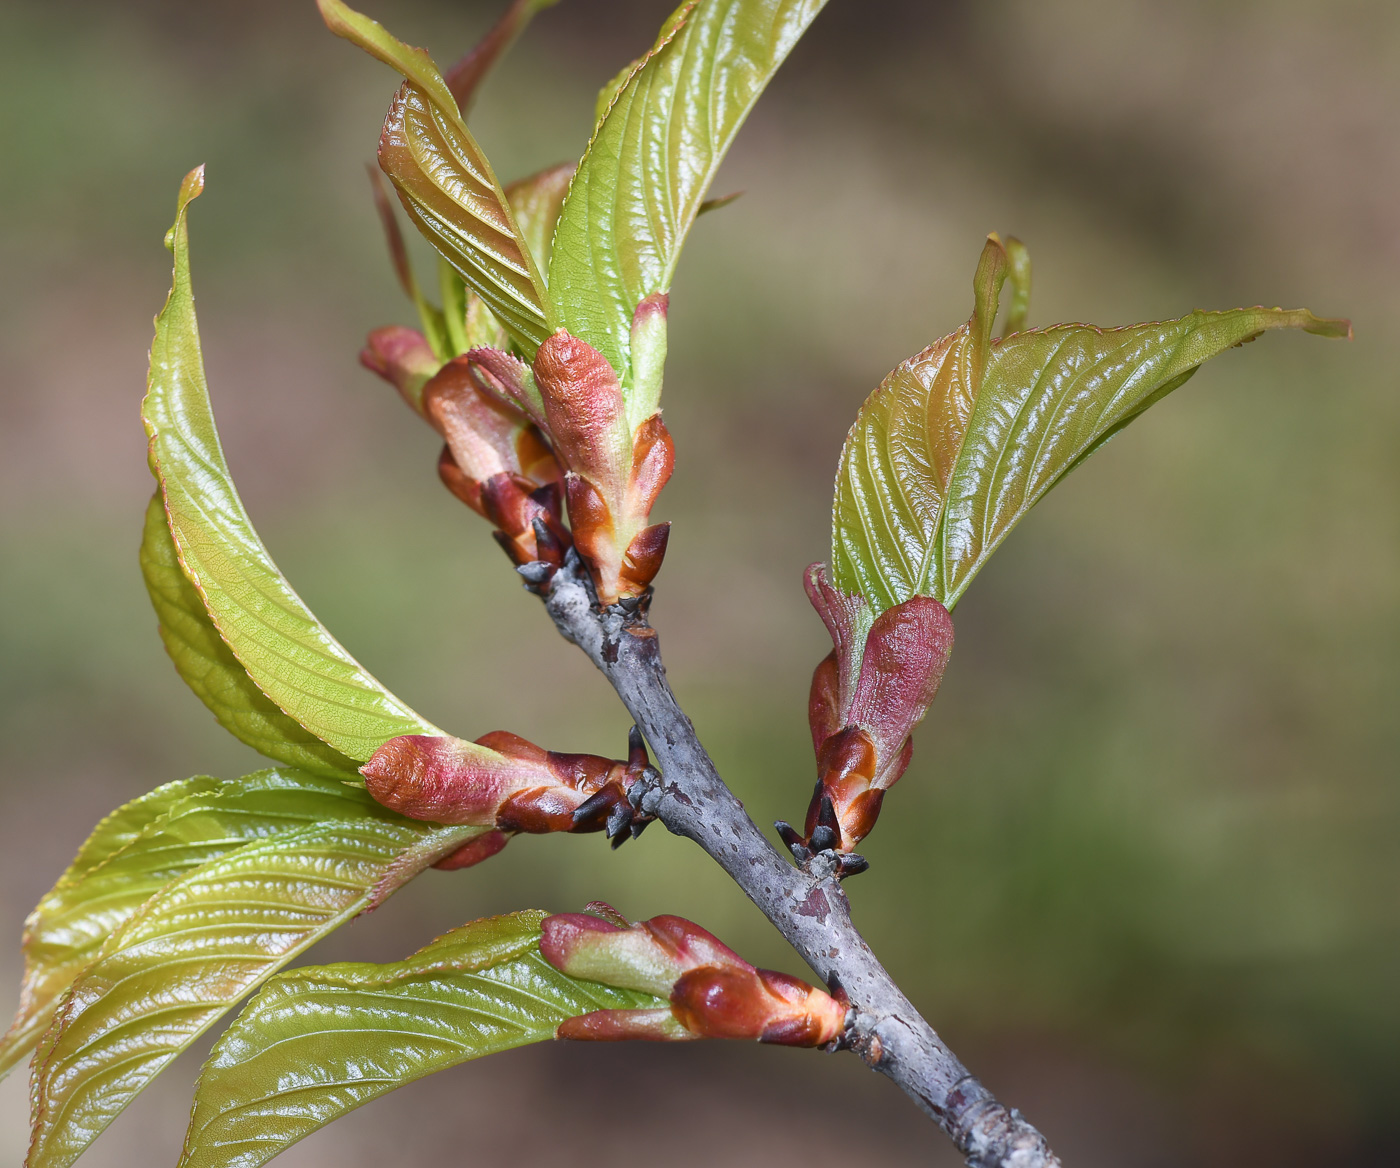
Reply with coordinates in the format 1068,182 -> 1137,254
25,768 -> 479,1168
549,0 -> 827,409
141,168 -> 442,762
832,236 -> 1350,614
179,912 -> 663,1168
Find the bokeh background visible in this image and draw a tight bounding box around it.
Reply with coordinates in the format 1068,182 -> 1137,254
1,0 -> 1396,1163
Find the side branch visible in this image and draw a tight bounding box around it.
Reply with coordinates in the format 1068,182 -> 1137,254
539,557 -> 1060,1168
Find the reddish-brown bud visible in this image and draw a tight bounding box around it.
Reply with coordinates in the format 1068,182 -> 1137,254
807,650 -> 842,757
532,329 -> 631,489
361,730 -> 655,843
671,966 -> 847,1046
789,565 -> 955,856
464,346 -> 546,429
621,522 -> 671,595
360,325 -> 441,415
627,413 -> 675,517
530,329 -> 675,603
542,908 -> 848,1047
417,353 -> 566,564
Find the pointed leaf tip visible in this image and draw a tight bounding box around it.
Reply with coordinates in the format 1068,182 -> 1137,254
178,165 -> 205,206
144,170 -> 442,761
832,241 -> 1351,613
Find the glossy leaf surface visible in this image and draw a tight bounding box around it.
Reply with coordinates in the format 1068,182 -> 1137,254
319,0 -> 552,354
140,494 -> 360,779
549,0 -> 826,407
832,236 -> 1350,613
3,771 -> 401,1081
180,912 -> 662,1168
0,777 -> 215,1078
142,168 -> 441,762
27,770 -> 478,1168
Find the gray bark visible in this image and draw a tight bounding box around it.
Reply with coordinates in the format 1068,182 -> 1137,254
539,556 -> 1061,1168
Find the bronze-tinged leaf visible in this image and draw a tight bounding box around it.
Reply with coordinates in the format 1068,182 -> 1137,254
380,82 -> 552,354
832,234 -> 1351,613
319,0 -> 552,355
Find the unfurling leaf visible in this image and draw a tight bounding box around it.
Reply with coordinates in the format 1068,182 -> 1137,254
832,233 -> 1351,615
419,354 -> 567,567
1,771 -> 413,1081
140,494 -> 361,779
25,769 -> 480,1168
542,906 -> 848,1045
319,0 -> 553,355
179,912 -> 660,1168
549,0 -> 828,417
142,167 -> 442,762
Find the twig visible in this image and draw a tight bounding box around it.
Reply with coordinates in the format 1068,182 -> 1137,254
538,555 -> 1061,1168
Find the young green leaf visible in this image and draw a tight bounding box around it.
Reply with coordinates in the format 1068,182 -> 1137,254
0,777 -> 215,1078
179,912 -> 663,1168
26,788 -> 480,1168
140,494 -> 361,779
142,167 -> 443,762
832,234 -> 1351,614
319,0 -> 553,354
549,0 -> 827,419
0,771 -> 400,1083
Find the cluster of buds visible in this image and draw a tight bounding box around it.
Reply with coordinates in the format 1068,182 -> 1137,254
530,306 -> 674,605
351,0 -> 674,606
541,904 -> 849,1047
777,565 -> 955,870
362,727 -> 657,868
362,332 -> 569,568
361,304 -> 674,605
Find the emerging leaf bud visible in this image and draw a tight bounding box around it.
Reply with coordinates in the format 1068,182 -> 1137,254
362,726 -> 656,846
780,565 -> 954,860
542,908 -> 848,1047
531,328 -> 674,604
421,355 -> 566,565
360,326 -> 442,415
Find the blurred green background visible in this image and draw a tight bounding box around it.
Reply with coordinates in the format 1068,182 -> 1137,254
1,0 -> 1396,1164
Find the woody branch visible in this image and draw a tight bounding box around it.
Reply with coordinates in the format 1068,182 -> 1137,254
537,553 -> 1061,1168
